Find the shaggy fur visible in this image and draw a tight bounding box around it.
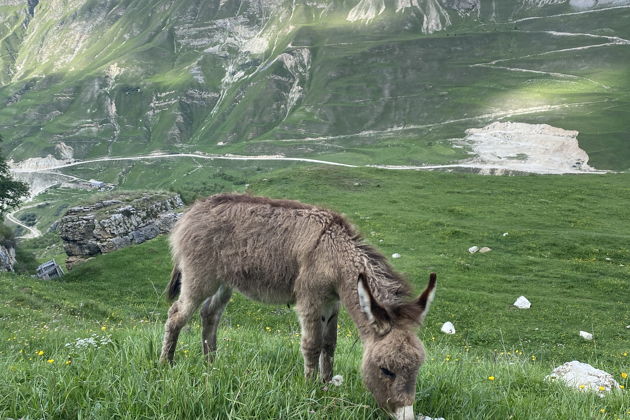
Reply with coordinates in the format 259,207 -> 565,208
160,193 -> 436,415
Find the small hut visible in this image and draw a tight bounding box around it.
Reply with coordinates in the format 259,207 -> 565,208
36,259 -> 64,280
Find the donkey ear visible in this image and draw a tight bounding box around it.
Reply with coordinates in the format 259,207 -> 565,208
415,272 -> 437,324
357,273 -> 391,335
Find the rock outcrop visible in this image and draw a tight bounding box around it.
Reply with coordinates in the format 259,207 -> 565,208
58,192 -> 183,268
0,243 -> 17,272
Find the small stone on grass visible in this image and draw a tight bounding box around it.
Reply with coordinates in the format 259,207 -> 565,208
513,296 -> 531,309
330,375 -> 343,386
441,322 -> 456,335
579,331 -> 593,341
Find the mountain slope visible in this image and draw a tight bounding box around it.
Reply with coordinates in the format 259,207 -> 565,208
1,0 -> 630,170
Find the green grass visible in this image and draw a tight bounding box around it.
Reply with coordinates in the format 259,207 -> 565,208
1,167 -> 629,419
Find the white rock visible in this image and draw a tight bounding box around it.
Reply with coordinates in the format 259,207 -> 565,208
479,247 -> 492,253
462,121 -> 601,174
502,232 -> 509,237
468,246 -> 479,253
626,325 -> 630,329
546,361 -> 620,392
513,296 -> 531,309
417,416 -> 446,420
392,253 -> 401,259
579,331 -> 593,340
330,375 -> 343,386
441,322 -> 456,335
217,141 -> 226,146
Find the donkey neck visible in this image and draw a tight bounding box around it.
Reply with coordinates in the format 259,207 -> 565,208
338,280 -> 379,341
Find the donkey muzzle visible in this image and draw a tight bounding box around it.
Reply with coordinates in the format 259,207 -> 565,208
394,405 -> 414,420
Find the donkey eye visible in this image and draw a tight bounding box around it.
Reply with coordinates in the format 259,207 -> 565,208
380,367 -> 396,378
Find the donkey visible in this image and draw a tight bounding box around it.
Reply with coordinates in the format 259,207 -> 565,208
160,194 -> 436,420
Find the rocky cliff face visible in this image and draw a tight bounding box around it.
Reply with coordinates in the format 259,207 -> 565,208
0,243 -> 17,272
57,192 -> 183,268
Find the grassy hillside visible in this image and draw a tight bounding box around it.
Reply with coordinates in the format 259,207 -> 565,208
2,1 -> 630,170
1,168 -> 629,419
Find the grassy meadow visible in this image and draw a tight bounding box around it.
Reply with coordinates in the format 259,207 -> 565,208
1,167 -> 629,419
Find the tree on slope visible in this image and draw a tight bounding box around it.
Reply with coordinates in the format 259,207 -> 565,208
0,134 -> 29,218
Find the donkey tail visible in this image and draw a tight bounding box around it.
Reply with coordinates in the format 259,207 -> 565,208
165,266 -> 182,302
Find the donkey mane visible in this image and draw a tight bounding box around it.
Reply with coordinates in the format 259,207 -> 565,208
205,193 -> 315,210
357,242 -> 425,325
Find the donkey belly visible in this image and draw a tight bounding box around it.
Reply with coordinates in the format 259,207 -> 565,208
235,283 -> 296,305
221,264 -> 298,305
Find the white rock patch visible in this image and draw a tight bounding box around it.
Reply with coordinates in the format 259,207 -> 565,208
441,322 -> 456,334
513,296 -> 531,309
579,331 -> 593,340
460,122 -> 602,174
9,155 -> 74,172
547,361 -> 620,393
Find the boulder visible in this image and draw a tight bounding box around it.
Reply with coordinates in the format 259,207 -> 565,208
58,192 -> 183,268
547,361 -> 620,393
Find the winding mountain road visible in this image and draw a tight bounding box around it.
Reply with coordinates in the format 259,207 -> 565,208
6,205 -> 42,239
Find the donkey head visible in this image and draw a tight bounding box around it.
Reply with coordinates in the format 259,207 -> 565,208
357,273 -> 437,420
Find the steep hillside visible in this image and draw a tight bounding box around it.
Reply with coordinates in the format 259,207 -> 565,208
1,0 -> 630,170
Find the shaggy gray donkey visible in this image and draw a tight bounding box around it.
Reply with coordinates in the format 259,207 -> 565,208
160,194 -> 437,420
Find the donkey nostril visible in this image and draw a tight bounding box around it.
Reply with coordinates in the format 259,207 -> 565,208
380,367 -> 396,378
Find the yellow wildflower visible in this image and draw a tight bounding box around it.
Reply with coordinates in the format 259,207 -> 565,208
621,372 -> 628,379
598,386 -> 605,391
101,326 -> 107,331
531,355 -> 536,361
579,385 -> 586,389
488,376 -> 495,381
36,350 -> 44,356
265,326 -> 271,332
65,360 -> 72,365
47,359 -> 54,364
620,385 -> 625,389
599,409 -> 606,414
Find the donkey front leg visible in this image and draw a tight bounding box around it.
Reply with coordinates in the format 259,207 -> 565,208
200,285 -> 232,362
319,301 -> 339,382
296,302 -> 325,379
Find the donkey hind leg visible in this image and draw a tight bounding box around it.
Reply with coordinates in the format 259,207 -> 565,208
319,301 -> 340,382
200,285 -> 232,362
160,293 -> 206,364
